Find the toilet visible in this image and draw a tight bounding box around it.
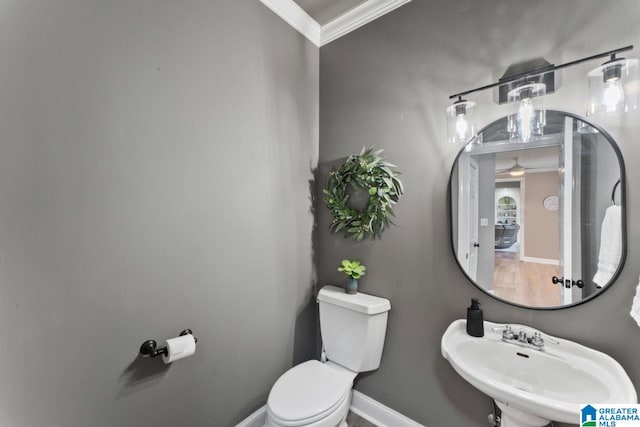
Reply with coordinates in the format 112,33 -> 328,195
265,285 -> 391,427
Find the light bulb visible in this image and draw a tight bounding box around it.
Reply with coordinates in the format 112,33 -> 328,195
455,114 -> 469,140
518,98 -> 534,143
447,99 -> 476,144
603,79 -> 624,112
507,83 -> 545,143
587,59 -> 640,116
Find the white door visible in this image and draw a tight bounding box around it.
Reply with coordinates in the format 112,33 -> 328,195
468,159 -> 480,280
457,155 -> 480,280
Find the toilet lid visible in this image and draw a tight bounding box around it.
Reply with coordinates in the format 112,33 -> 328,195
267,360 -> 352,424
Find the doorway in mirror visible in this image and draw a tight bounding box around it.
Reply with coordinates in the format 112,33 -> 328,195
492,177 -> 562,306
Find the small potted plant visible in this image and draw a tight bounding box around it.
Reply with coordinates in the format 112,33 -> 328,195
338,259 -> 366,294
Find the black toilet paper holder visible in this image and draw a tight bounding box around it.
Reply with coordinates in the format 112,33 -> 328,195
139,329 -> 198,358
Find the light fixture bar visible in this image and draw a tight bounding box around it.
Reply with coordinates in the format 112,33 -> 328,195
449,45 -> 634,100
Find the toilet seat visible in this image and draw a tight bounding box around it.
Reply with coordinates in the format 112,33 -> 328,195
267,360 -> 353,426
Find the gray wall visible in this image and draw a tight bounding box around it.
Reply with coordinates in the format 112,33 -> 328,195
318,1 -> 640,426
0,1 -> 318,426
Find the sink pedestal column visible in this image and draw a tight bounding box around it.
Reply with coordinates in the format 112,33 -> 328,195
495,401 -> 550,427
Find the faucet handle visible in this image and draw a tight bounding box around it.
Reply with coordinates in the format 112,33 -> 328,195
530,331 -> 560,348
530,332 -> 544,348
492,325 -> 516,340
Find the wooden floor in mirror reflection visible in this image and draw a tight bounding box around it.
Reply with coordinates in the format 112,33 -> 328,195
493,251 -> 562,307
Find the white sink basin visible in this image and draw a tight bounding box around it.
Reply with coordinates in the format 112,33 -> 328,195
441,319 -> 637,427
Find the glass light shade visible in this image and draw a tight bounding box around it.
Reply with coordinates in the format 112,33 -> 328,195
507,83 -> 546,143
587,58 -> 640,115
446,100 -> 477,144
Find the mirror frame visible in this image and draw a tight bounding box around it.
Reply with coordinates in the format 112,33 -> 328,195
448,110 -> 627,310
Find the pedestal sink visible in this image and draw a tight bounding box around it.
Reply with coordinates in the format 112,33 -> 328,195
441,319 -> 637,427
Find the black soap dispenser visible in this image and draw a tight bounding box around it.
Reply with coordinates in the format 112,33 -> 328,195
466,298 -> 484,337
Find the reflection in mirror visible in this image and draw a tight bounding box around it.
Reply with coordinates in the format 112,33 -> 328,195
450,111 -> 625,309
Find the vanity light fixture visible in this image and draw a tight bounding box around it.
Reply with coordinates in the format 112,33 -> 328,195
587,54 -> 640,115
446,96 -> 477,144
447,45 -> 636,143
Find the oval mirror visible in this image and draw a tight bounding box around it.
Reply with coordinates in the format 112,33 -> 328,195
449,111 -> 626,309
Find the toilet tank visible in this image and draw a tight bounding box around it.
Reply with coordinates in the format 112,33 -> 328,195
317,285 -> 391,373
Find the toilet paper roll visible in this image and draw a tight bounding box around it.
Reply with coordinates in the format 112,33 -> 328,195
162,334 -> 196,364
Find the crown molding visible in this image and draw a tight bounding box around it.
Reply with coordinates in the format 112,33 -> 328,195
260,0 -> 413,47
320,0 -> 413,46
260,0 -> 321,46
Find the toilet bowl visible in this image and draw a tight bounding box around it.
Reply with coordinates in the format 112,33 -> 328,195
264,286 -> 391,427
265,361 -> 356,427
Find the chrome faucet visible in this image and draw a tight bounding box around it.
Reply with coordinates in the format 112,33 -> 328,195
517,329 -> 527,343
492,325 -> 559,351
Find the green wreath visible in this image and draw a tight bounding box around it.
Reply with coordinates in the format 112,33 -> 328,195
323,147 -> 404,240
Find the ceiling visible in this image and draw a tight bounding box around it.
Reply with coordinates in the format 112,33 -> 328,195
293,0 -> 367,25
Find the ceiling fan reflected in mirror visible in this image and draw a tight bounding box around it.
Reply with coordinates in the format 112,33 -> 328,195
507,158 -> 525,177
495,148 -> 560,177
495,158 -> 526,177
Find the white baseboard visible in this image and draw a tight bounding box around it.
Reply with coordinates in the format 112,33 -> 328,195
350,390 -> 425,427
235,390 -> 425,427
521,256 -> 560,266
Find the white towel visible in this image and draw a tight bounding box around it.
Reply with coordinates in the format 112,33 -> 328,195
631,276 -> 640,327
593,205 -> 622,288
